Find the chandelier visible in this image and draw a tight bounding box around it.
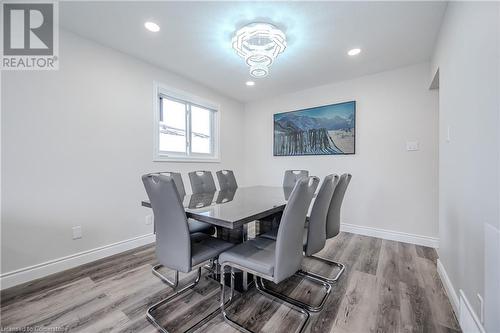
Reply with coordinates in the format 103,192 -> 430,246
232,23 -> 287,78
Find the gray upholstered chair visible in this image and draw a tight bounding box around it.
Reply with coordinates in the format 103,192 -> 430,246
305,174 -> 339,257
216,170 -> 238,191
218,177 -> 319,332
142,174 -> 234,332
148,172 -> 214,235
189,170 -> 217,194
259,170 -> 310,227
311,173 -> 351,283
260,174 -> 338,311
146,172 -> 186,196
283,170 -> 309,188
263,174 -> 351,283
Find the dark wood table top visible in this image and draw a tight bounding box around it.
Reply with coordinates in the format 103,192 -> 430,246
142,186 -> 293,229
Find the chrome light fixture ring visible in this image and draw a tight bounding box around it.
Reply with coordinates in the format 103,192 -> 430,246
250,65 -> 269,78
245,54 -> 273,67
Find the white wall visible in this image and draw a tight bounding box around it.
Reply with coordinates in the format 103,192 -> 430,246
431,2 -> 499,330
1,30 -> 245,274
243,62 -> 439,240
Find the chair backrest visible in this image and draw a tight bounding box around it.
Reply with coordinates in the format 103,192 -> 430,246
148,172 -> 186,197
305,174 -> 338,256
216,170 -> 238,191
283,170 -> 309,188
142,174 -> 191,273
274,176 -> 319,283
326,173 -> 352,239
188,171 -> 216,194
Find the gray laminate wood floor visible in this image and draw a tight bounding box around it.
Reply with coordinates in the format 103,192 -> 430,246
0,232 -> 460,333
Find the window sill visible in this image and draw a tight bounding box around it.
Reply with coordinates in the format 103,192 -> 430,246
153,155 -> 221,163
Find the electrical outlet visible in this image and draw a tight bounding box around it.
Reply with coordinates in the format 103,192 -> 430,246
72,226 -> 82,240
446,126 -> 451,142
406,141 -> 419,151
145,215 -> 153,225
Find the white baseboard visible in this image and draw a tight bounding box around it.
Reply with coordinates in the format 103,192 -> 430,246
459,289 -> 486,333
0,233 -> 156,290
484,223 -> 500,333
437,259 -> 486,333
340,223 -> 439,248
437,259 -> 460,314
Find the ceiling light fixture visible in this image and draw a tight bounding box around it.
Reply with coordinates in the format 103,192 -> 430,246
232,23 -> 287,78
144,21 -> 160,32
246,81 -> 255,86
348,48 -> 361,56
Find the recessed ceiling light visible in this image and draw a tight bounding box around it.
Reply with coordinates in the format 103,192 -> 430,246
144,21 -> 160,32
246,81 -> 255,86
348,48 -> 361,56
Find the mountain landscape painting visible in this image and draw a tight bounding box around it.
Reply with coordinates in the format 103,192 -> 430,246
273,101 -> 355,156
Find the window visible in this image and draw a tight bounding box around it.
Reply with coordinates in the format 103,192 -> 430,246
154,83 -> 219,162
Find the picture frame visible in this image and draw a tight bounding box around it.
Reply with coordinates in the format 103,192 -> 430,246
273,101 -> 356,156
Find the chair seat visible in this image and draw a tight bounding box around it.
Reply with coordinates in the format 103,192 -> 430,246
190,233 -> 234,267
218,237 -> 276,277
188,218 -> 215,234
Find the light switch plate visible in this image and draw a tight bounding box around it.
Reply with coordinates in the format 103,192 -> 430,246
72,226 -> 82,239
145,215 -> 153,225
406,141 -> 419,151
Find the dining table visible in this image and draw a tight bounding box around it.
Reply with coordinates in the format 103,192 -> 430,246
141,185 -> 293,229
141,185 -> 295,290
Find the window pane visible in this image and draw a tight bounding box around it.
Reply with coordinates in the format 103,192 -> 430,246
191,106 -> 212,154
159,98 -> 186,153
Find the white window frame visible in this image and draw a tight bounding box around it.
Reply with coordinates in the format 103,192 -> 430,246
153,82 -> 220,162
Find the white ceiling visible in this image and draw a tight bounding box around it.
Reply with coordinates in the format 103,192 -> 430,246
60,1 -> 447,103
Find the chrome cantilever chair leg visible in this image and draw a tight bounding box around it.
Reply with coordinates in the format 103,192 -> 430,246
253,276 -> 311,329
147,266 -> 225,333
255,270 -> 331,312
300,255 -> 345,284
220,264 -> 310,333
154,260 -> 217,283
203,259 -> 218,278
152,264 -> 180,288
